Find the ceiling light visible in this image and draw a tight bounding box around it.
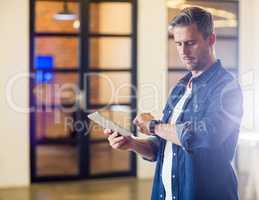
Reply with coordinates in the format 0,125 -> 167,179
53,0 -> 77,21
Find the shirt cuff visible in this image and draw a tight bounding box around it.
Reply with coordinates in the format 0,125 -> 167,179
175,121 -> 193,152
142,136 -> 160,162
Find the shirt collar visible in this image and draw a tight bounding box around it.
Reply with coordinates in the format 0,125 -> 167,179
179,59 -> 222,85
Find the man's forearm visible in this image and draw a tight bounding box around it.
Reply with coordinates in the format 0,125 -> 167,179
130,136 -> 157,161
155,123 -> 181,145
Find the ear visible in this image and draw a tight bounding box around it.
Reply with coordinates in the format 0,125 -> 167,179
168,25 -> 175,40
208,33 -> 216,46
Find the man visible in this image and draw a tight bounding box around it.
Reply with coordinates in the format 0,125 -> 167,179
104,7 -> 243,200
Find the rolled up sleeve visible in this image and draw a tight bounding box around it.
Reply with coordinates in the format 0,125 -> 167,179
175,80 -> 243,153
142,136 -> 161,162
175,121 -> 194,152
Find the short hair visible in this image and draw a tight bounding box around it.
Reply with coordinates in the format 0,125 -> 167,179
169,6 -> 214,39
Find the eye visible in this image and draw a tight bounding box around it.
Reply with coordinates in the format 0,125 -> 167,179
186,41 -> 196,46
175,42 -> 182,47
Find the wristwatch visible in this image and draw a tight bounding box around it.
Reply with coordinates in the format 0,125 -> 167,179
149,120 -> 162,135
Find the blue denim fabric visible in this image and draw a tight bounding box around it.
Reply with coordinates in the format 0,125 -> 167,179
149,60 -> 243,200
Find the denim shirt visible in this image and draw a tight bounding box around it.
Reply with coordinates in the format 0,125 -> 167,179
148,60 -> 243,200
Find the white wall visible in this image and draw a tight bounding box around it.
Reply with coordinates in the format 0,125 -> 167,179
0,0 -> 30,187
238,1 -> 259,198
137,0 -> 168,178
239,0 -> 259,132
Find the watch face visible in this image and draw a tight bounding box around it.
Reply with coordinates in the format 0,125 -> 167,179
149,120 -> 158,134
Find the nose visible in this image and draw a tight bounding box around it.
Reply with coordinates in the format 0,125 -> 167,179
180,44 -> 189,56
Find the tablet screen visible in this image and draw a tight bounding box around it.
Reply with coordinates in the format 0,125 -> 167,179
88,112 -> 132,137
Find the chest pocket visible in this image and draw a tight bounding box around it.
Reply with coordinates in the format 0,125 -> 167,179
192,100 -> 208,120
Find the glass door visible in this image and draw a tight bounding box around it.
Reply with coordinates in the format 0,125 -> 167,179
30,0 -> 137,181
84,0 -> 137,178
30,0 -> 82,181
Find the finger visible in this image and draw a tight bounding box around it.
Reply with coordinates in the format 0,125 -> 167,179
134,121 -> 140,127
136,122 -> 146,131
134,117 -> 144,126
133,116 -> 140,125
108,132 -> 119,142
137,126 -> 144,132
132,117 -> 137,125
112,138 -> 127,149
139,127 -> 146,133
104,129 -> 113,135
110,136 -> 125,146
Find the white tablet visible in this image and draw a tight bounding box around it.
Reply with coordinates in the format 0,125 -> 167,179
87,111 -> 132,137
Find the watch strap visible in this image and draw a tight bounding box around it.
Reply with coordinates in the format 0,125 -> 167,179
149,120 -> 162,134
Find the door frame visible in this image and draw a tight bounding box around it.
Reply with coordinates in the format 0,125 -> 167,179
29,0 -> 137,182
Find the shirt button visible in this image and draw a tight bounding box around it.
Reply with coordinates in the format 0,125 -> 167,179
160,194 -> 163,198
173,153 -> 176,157
172,174 -> 176,178
194,105 -> 198,111
173,196 -> 176,199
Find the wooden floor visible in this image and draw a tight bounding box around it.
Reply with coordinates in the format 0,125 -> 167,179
0,176 -> 256,200
0,178 -> 152,200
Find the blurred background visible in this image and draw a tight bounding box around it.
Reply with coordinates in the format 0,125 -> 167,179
1,0 -> 259,199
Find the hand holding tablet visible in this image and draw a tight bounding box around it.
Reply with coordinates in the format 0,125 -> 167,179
87,111 -> 132,137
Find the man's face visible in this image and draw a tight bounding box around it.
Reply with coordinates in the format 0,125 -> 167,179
171,23 -> 213,71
